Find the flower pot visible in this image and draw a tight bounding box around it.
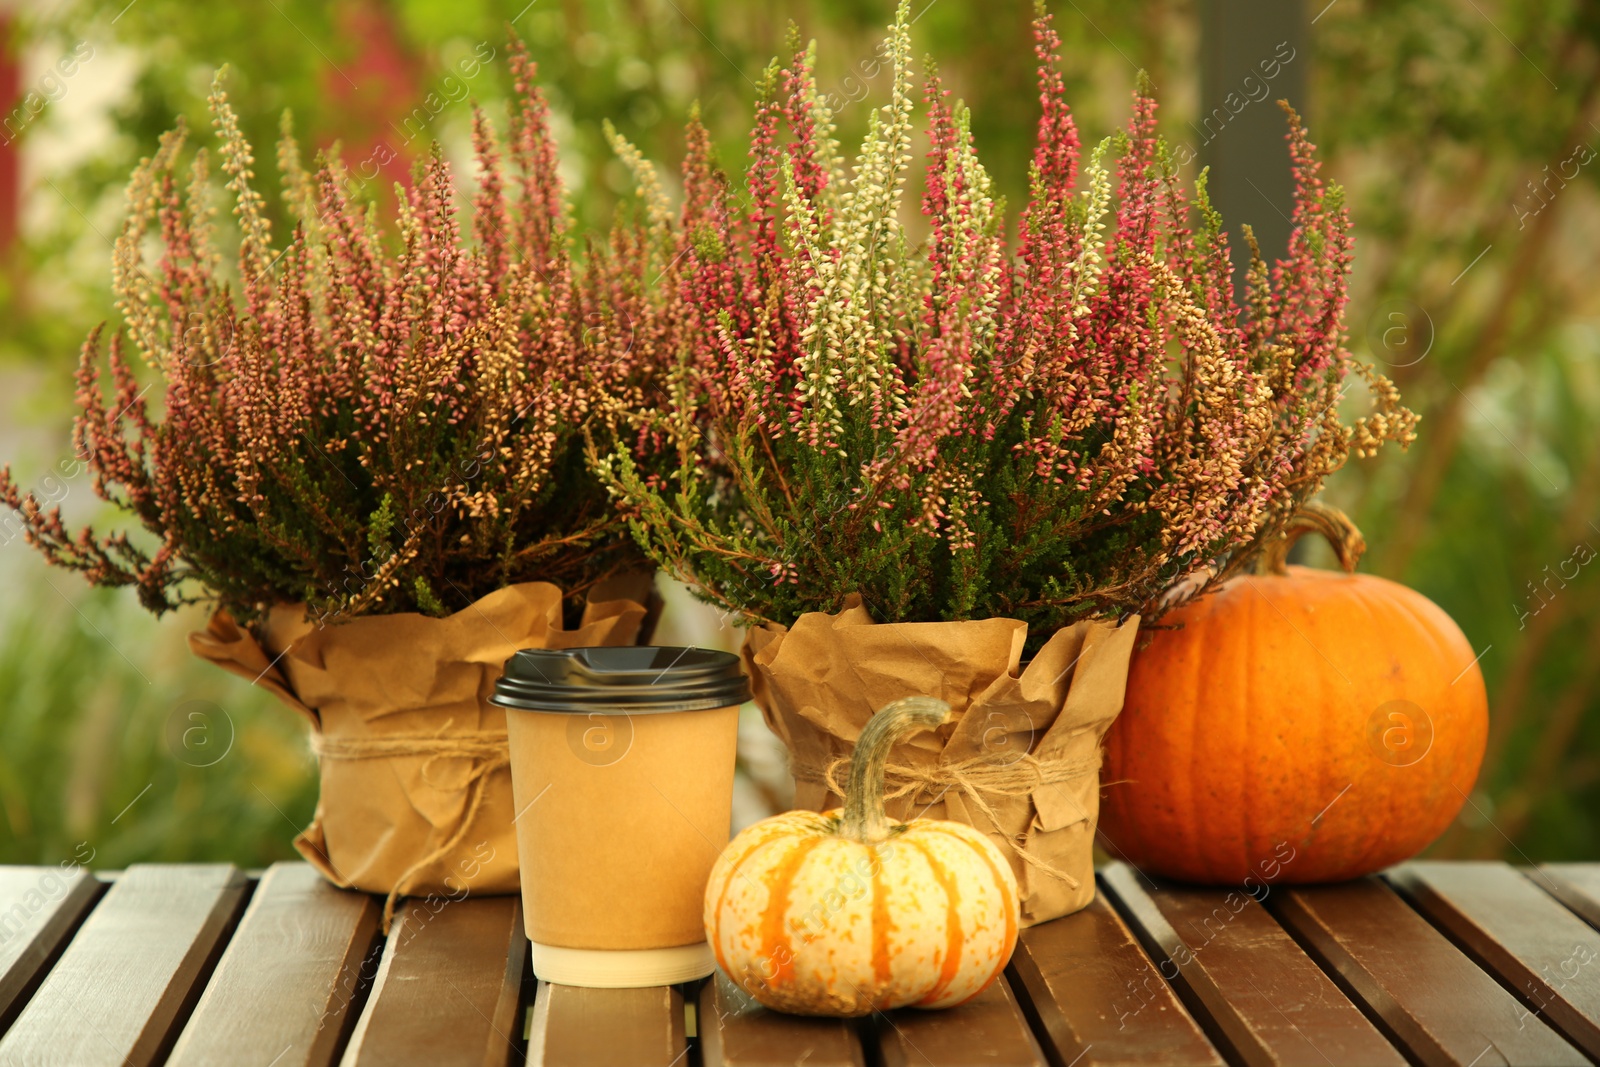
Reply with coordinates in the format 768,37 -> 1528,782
190,580 -> 652,919
742,595 -> 1138,925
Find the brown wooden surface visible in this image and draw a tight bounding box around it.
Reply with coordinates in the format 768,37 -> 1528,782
1009,883 -> 1224,1067
699,972 -> 864,1067
876,976 -> 1048,1067
1102,863 -> 1404,1067
0,863 -> 247,1067
0,865 -> 100,1035
166,862 -> 383,1067
1389,861 -> 1600,1060
1267,877 -> 1589,1066
340,894 -> 526,1067
3,861 -> 1600,1063
1540,862 -> 1600,930
527,981 -> 686,1067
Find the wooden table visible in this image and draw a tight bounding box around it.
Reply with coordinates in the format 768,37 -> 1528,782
1,860 -> 1598,1066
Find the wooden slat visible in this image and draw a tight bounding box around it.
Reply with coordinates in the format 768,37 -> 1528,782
168,863 -> 383,1067
0,863 -> 247,1066
1389,862 -> 1600,1060
1268,878 -> 1587,1066
341,895 -> 525,1067
1540,863 -> 1600,930
1008,888 -> 1223,1067
527,982 -> 686,1067
876,977 -> 1047,1067
1102,863 -> 1404,1066
0,865 -> 101,1034
699,973 -> 863,1067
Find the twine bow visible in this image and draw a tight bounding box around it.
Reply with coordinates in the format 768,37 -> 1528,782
310,722 -> 510,931
794,749 -> 1102,890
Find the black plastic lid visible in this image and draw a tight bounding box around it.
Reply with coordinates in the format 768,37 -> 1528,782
490,646 -> 752,714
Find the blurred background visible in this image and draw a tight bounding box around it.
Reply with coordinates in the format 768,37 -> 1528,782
0,0 -> 1595,868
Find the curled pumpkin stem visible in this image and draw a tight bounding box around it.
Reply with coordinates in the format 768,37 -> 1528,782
841,696 -> 953,844
1258,501 -> 1366,576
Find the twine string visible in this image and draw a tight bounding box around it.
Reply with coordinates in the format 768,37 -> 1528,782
793,750 -> 1103,890
310,721 -> 509,932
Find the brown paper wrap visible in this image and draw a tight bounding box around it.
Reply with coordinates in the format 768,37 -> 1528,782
189,581 -> 649,908
743,595 -> 1138,926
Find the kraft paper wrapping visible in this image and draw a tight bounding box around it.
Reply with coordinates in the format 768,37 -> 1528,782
742,595 -> 1139,926
189,581 -> 650,901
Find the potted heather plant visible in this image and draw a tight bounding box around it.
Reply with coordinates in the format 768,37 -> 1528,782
593,3 -> 1416,924
0,41 -> 658,921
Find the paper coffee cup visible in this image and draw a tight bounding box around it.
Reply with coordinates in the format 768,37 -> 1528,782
491,646 -> 750,988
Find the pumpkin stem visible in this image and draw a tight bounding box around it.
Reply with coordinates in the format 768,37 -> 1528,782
1258,502 -> 1366,576
840,696 -> 953,844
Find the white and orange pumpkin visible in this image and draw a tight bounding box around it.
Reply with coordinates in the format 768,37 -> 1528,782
704,697 -> 1020,1017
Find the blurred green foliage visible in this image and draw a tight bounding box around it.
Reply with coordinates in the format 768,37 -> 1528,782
0,569 -> 317,867
1312,0 -> 1600,860
0,0 -> 1596,865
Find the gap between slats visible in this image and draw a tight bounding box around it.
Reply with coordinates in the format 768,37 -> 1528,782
1260,883 -> 1452,1062
548,971 -> 1046,1067
1098,864 -> 1404,1067
1095,869 -> 1236,1059
1266,878 -> 1588,1066
0,866 -> 254,1066
1092,866 -> 1277,1067
1385,863 -> 1600,1061
168,863 -> 391,1067
161,873 -> 256,1062
0,869 -> 105,1037
1531,864 -> 1600,933
4,868 -> 488,1067
1252,880 -> 1430,1061
342,894 -> 528,1067
1007,885 -> 1225,1067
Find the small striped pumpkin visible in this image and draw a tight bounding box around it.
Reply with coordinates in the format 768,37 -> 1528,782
704,697 -> 1020,1016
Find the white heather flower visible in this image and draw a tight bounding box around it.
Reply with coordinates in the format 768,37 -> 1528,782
827,0 -> 915,419
604,121 -> 674,254
1068,137 -> 1114,324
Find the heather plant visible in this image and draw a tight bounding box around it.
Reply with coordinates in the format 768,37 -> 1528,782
593,2 -> 1417,637
1,41 -> 644,630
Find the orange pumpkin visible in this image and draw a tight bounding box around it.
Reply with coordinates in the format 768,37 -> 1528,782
704,697 -> 1019,1016
1100,504 -> 1488,885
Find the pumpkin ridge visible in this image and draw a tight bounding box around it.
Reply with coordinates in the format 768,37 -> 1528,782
1351,585 -> 1393,878
757,835 -> 826,990
713,820 -> 805,976
1186,600 -> 1211,880
1235,579 -> 1260,883
906,838 -> 963,1007
1324,582 -> 1357,875
870,843 -> 893,991
939,826 -> 1017,982
1388,582 -> 1463,868
1248,588 -> 1260,883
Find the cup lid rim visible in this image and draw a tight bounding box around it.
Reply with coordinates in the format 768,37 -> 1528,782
490,646 -> 752,713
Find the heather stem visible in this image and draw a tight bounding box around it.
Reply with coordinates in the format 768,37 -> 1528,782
840,696 -> 952,844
